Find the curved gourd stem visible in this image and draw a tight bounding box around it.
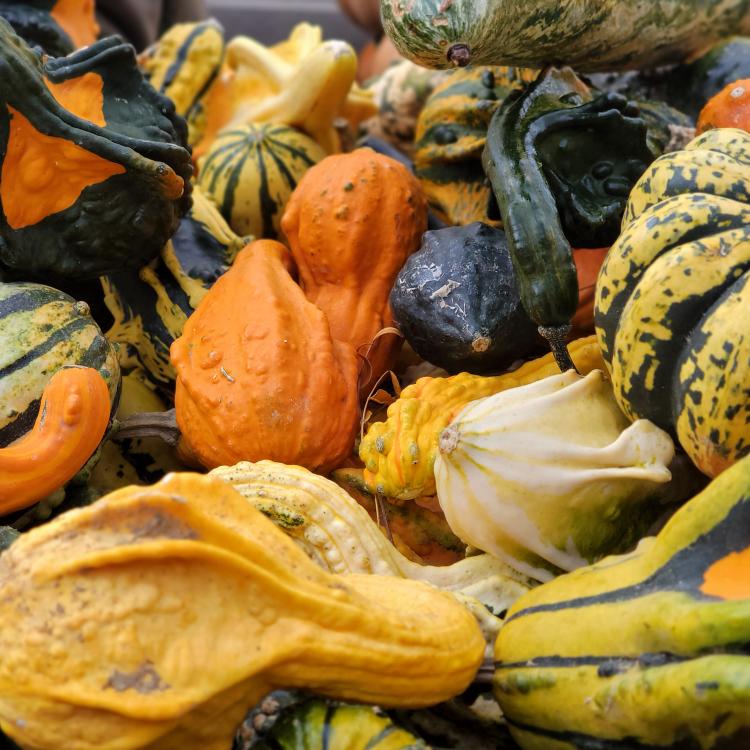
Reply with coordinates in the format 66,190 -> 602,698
112,409 -> 181,447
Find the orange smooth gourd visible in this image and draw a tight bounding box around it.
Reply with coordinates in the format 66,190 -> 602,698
50,0 -> 99,49
697,78 -> 750,133
281,148 -> 428,398
171,240 -> 361,472
0,367 -> 111,515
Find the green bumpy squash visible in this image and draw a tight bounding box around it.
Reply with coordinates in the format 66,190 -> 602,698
495,454 -> 750,749
0,18 -> 192,281
381,0 -> 750,73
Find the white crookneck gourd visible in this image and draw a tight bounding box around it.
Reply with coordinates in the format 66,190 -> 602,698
209,460 -> 532,615
435,370 -> 675,582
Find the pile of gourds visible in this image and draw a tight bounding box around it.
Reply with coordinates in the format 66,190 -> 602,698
1,1 -> 750,748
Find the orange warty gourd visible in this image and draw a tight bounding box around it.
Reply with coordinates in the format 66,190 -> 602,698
281,148 -> 428,397
697,79 -> 750,134
171,240 -> 361,472
0,367 -> 111,515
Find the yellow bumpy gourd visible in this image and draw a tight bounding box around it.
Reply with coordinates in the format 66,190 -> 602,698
360,336 -> 604,500
0,474 -> 484,750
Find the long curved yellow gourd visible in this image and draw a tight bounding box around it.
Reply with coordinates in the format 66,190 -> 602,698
360,336 -> 604,500
0,473 -> 484,750
210,460 -> 532,615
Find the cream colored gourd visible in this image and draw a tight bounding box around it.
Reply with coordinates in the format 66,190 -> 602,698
434,370 -> 675,582
210,460 -> 531,615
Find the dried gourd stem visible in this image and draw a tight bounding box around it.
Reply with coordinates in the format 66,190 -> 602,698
447,43 -> 471,67
538,325 -> 577,374
112,409 -> 182,447
374,492 -> 394,545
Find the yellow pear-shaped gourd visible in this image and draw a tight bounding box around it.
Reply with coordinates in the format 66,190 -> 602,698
0,473 -> 483,750
360,335 -> 604,501
435,370 -> 675,582
210,460 -> 532,615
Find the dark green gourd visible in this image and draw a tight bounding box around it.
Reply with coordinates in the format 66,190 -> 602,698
390,222 -> 538,374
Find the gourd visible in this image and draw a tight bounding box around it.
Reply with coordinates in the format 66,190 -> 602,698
434,370 -> 675,582
360,336 -> 604,501
0,0 -> 98,56
245,693 -> 428,749
697,78 -> 750,133
0,366 -> 111,515
494,453 -> 750,750
210,460 -> 532,615
281,148 -> 428,398
139,19 -> 226,148
0,473 -> 485,750
87,370 -> 185,495
103,186 -> 250,390
596,128 -> 750,477
381,0 -> 750,73
171,240 -> 361,472
0,19 -> 192,281
413,66 -> 535,227
482,67 -> 653,369
391,222 -> 539,375
198,123 -> 326,239
193,23 -> 376,159
0,282 -> 119,448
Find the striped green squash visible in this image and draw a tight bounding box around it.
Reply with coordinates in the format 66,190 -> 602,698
381,0 -> 750,73
494,453 -> 750,749
103,186 -> 250,389
197,123 -> 326,239
595,128 -> 750,478
245,694 -> 427,749
0,282 -> 119,448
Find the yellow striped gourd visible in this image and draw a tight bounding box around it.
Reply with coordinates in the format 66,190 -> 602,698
596,128 -> 750,477
494,452 -> 750,749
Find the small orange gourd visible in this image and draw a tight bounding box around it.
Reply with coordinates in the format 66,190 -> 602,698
697,78 -> 750,133
171,240 -> 361,472
281,148 -> 428,397
0,367 -> 111,515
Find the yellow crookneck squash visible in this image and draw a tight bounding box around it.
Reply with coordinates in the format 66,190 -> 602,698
0,473 -> 485,750
0,366 -> 111,515
171,240 -> 361,472
360,336 -> 605,500
596,128 -> 750,477
495,453 -> 750,749
281,147 -> 428,399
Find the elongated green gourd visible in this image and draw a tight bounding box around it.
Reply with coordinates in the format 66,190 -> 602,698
381,0 -> 750,73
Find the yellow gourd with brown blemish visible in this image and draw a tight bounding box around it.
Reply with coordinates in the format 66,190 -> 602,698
359,336 -> 604,500
0,473 -> 485,750
0,367 -> 111,515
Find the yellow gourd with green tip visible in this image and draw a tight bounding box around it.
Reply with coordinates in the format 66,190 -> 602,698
494,453 -> 750,749
0,473 -> 484,750
359,335 -> 604,500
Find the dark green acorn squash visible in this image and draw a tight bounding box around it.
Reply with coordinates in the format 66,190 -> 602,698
0,281 -> 120,449
482,66 -> 653,368
103,186 -> 251,390
494,453 -> 750,750
0,18 -> 192,281
391,222 -> 538,374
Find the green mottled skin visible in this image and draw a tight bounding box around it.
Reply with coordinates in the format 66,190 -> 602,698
382,0 -> 750,72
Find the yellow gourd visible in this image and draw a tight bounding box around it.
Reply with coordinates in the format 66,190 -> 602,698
360,335 -> 604,500
0,473 -> 484,750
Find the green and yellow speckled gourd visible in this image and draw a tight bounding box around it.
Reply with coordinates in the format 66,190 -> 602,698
0,282 -> 120,449
494,453 -> 750,749
596,128 -> 750,477
381,0 -> 750,72
139,19 -> 226,148
0,17 -> 192,281
435,370 -> 675,582
210,460 -> 532,615
0,473 -> 485,750
103,186 -> 251,389
197,123 -> 326,239
360,336 -> 604,501
413,66 -> 535,227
